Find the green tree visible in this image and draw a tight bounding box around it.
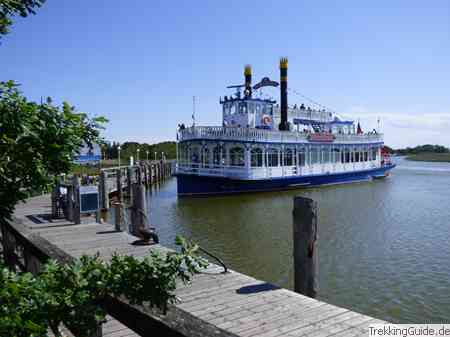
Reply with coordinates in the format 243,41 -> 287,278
0,0 -> 45,39
0,236 -> 207,337
0,81 -> 107,226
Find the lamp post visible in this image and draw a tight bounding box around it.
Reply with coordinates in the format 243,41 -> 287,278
146,150 -> 149,161
118,146 -> 121,168
137,148 -> 140,162
154,152 -> 157,161
162,152 -> 165,161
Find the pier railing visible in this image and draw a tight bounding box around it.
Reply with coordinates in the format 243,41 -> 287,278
1,213 -> 231,337
48,160 -> 175,231
179,126 -> 383,144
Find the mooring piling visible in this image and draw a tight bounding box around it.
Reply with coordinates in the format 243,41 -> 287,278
293,196 -> 318,298
130,181 -> 148,237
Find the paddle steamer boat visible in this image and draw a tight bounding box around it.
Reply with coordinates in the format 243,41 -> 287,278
176,58 -> 395,196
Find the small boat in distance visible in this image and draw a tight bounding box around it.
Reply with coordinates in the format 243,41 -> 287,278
175,58 -> 395,196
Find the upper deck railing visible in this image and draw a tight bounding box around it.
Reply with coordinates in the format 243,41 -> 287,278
178,126 -> 383,144
274,105 -> 334,123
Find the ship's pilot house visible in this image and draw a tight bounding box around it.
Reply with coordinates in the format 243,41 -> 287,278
220,65 -> 278,130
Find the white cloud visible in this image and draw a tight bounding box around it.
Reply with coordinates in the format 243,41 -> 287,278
342,110 -> 450,148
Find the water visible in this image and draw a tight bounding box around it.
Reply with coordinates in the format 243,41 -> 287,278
147,158 -> 450,323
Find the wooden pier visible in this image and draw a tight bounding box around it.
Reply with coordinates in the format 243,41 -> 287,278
1,191 -> 388,337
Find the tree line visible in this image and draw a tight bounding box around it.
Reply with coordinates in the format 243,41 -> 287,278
393,144 -> 450,155
102,141 -> 176,161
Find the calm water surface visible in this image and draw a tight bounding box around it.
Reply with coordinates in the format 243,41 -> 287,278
147,158 -> 450,323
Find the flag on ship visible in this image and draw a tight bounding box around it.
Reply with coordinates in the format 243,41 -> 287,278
357,121 -> 363,134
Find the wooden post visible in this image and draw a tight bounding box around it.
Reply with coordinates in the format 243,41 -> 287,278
116,169 -> 122,203
89,325 -> 102,337
51,180 -> 58,218
112,202 -> 123,231
293,196 -> 318,298
1,226 -> 16,270
130,183 -> 148,237
144,163 -> 149,187
136,166 -> 142,185
142,165 -> 147,187
73,176 -> 81,225
24,250 -> 41,275
126,167 -> 132,199
150,164 -> 154,185
99,171 -> 107,209
66,184 -> 74,222
157,162 -> 161,182
98,171 -> 109,223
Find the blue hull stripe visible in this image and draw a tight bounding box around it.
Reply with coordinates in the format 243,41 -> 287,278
176,164 -> 396,196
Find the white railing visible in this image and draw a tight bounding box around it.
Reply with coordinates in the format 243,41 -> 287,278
177,164 -> 249,179
333,133 -> 383,143
179,126 -> 383,144
274,106 -> 334,123
177,160 -> 381,180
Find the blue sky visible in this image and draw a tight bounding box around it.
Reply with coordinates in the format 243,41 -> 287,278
2,0 -> 449,148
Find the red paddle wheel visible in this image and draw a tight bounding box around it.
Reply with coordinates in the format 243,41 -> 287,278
381,146 -> 392,166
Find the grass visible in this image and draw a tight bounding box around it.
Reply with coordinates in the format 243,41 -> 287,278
405,152 -> 450,162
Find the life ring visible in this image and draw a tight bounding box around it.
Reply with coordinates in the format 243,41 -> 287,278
261,115 -> 272,125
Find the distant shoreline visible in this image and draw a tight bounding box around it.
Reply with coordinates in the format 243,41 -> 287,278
404,152 -> 450,162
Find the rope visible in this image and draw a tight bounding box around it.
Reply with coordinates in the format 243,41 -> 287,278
197,246 -> 228,274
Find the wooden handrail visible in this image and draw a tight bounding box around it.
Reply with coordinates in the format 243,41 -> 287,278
1,217 -> 236,337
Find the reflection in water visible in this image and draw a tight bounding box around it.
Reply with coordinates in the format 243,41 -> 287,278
147,158 -> 450,323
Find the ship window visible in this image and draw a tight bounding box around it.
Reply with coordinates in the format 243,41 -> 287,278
179,144 -> 188,165
223,103 -> 230,116
284,148 -> 294,166
251,148 -> 263,167
203,147 -> 210,168
322,146 -> 330,163
267,148 -> 279,167
371,147 -> 378,160
213,146 -> 224,167
350,147 -> 355,162
229,103 -> 235,115
298,147 -> 306,166
332,146 -> 340,163
248,103 -> 255,115
191,146 -> 201,166
239,102 -> 247,114
355,149 -> 360,162
255,104 -> 261,114
364,150 -> 368,162
343,147 -> 351,163
310,146 -> 320,164
230,146 -> 245,166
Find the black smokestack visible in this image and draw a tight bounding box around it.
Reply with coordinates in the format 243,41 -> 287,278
279,57 -> 289,131
244,65 -> 252,98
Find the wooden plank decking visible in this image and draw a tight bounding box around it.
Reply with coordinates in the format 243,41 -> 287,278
11,195 -> 387,337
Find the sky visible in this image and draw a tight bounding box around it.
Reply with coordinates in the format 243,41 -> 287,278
1,0 -> 450,148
